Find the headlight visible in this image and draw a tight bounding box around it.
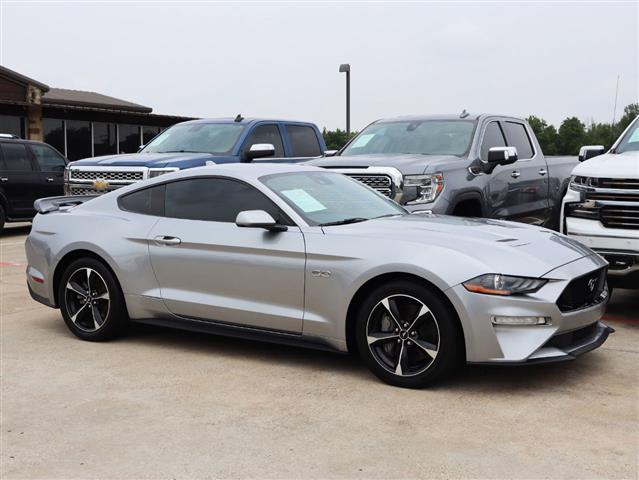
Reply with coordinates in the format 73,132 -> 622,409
404,173 -> 444,204
148,168 -> 179,178
63,166 -> 70,182
463,274 -> 547,296
570,175 -> 599,191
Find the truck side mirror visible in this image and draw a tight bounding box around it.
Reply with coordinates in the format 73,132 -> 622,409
244,143 -> 275,162
578,145 -> 605,162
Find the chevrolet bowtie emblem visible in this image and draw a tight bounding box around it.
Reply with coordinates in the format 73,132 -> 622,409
93,178 -> 109,191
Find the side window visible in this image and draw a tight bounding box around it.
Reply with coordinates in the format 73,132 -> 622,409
30,144 -> 67,172
503,122 -> 534,159
242,124 -> 284,157
286,125 -> 322,157
119,184 -> 166,216
0,143 -> 34,171
480,122 -> 507,161
165,178 -> 285,223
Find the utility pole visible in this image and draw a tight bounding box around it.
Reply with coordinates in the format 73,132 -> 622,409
339,64 -> 351,134
612,74 -> 620,125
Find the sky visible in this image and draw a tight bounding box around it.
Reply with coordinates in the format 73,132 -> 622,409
0,1 -> 637,131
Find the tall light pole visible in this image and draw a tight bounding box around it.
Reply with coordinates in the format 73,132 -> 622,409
339,63 -> 351,134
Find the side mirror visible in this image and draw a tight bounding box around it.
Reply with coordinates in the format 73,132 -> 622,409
578,145 -> 605,162
487,146 -> 518,166
235,210 -> 287,232
323,150 -> 339,157
244,143 -> 275,161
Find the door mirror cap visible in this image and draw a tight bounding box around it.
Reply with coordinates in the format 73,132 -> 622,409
236,210 -> 287,232
578,145 -> 605,162
487,146 -> 518,165
244,143 -> 275,161
323,150 -> 339,157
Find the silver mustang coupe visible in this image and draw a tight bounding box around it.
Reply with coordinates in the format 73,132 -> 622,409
26,164 -> 613,388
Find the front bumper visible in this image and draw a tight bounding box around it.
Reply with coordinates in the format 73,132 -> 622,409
446,254 -> 612,363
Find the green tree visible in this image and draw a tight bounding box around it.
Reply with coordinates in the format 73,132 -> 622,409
584,122 -> 616,150
557,117 -> 586,155
526,115 -> 558,155
615,103 -> 639,137
322,128 -> 357,151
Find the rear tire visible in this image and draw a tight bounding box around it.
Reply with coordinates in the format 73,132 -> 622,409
355,280 -> 464,388
58,257 -> 128,341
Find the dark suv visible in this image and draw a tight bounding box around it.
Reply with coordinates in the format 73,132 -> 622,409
0,135 -> 67,232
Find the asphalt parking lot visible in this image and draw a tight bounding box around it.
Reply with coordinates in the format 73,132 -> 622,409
1,224 -> 637,479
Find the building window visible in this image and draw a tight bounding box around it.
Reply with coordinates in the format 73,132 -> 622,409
0,115 -> 25,138
43,118 -> 66,155
66,120 -> 92,161
143,126 -> 162,145
118,124 -> 141,153
93,122 -> 117,157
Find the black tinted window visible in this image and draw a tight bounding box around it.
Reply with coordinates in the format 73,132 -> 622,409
243,124 -> 284,157
480,122 -> 507,161
1,143 -> 33,171
504,122 -> 534,159
286,125 -> 321,157
165,178 -> 283,223
30,144 -> 66,172
119,184 -> 165,216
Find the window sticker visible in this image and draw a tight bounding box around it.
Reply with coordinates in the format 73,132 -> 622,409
281,189 -> 327,213
350,133 -> 375,148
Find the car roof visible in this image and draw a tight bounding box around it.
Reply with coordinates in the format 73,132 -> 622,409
177,118 -> 317,126
375,113 -> 526,123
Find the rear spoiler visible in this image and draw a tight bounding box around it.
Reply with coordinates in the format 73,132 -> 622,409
34,195 -> 99,214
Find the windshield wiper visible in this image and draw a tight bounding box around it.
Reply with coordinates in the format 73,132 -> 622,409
319,217 -> 368,227
158,150 -> 206,154
372,213 -> 404,220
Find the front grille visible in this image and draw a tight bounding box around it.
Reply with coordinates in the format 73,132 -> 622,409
586,191 -> 639,202
346,174 -> 393,197
69,186 -> 120,196
556,268 -> 607,312
69,170 -> 144,182
597,178 -> 639,190
599,205 -> 639,229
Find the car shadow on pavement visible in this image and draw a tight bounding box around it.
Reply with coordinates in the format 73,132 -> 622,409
0,225 -> 31,239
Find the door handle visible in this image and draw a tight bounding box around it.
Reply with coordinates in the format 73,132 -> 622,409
510,171 -> 521,179
46,177 -> 55,182
538,169 -> 548,176
154,235 -> 181,246
0,177 -> 8,182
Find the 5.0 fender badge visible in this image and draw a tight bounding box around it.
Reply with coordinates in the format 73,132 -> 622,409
311,270 -> 331,278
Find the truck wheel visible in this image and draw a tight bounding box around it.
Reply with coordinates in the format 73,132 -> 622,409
58,257 -> 129,341
355,280 -> 464,388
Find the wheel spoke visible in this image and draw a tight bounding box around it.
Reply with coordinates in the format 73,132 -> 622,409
66,281 -> 87,298
91,304 -> 104,330
94,291 -> 109,301
70,303 -> 89,324
367,332 -> 398,346
86,268 -> 93,291
411,338 -> 438,359
380,298 -> 402,329
394,342 -> 407,376
408,304 -> 431,331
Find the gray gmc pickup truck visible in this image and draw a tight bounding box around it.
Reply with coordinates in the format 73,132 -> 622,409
308,113 -> 578,229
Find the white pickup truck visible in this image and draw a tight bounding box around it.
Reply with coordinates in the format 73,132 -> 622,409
561,116 -> 639,289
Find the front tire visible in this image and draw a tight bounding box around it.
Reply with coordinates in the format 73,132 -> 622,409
355,280 -> 464,388
58,258 -> 128,341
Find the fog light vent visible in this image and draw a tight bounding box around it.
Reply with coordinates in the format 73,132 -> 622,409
491,316 -> 550,326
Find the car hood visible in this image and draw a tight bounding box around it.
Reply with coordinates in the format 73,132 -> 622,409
572,150 -> 639,178
306,154 -> 461,175
323,214 -> 594,279
71,152 -> 217,167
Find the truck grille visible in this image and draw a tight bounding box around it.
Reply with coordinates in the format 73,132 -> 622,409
586,191 -> 639,202
69,170 -> 144,182
556,268 -> 607,312
345,174 -> 393,197
69,186 -> 105,196
600,205 -> 639,229
597,178 -> 639,189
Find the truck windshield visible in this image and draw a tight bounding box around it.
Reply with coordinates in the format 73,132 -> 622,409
142,123 -> 246,155
341,120 -> 476,157
261,171 -> 406,226
615,118 -> 639,153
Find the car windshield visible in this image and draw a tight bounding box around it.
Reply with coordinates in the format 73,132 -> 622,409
142,123 -> 246,155
615,118 -> 639,153
260,171 -> 406,226
341,120 -> 476,157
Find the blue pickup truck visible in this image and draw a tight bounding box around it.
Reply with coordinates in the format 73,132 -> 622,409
65,117 -> 326,195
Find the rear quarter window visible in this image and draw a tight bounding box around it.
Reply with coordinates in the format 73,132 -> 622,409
119,184 -> 166,216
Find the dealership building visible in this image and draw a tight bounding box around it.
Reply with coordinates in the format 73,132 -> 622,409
0,65 -> 193,161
